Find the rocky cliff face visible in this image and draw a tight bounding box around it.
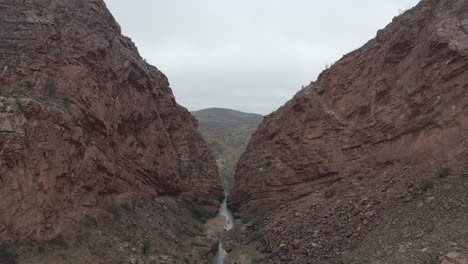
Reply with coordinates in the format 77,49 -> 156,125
230,0 -> 468,261
0,0 -> 222,240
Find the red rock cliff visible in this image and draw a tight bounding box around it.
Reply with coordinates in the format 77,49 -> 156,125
231,0 -> 468,210
230,0 -> 468,261
0,0 -> 223,239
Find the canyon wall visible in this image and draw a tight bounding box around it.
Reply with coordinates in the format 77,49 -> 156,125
231,0 -> 468,210
230,0 -> 468,261
0,0 -> 222,240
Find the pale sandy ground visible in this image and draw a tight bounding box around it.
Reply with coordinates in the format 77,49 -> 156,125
205,215 -> 227,240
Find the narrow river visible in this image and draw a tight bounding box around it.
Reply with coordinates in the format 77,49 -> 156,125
212,194 -> 234,264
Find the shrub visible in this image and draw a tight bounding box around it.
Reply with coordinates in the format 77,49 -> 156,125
43,78 -> 57,96
0,87 -> 27,98
239,212 -> 255,225
23,80 -> 33,89
32,0 -> 41,8
142,239 -> 151,255
438,168 -> 450,178
356,174 -> 365,181
199,195 -> 215,204
81,214 -> 96,227
77,0 -> 85,8
246,230 -> 263,243
420,180 -> 434,192
375,34 -> 384,44
62,10 -> 72,22
102,202 -> 122,220
15,99 -> 23,113
324,189 -> 336,199
183,202 -> 213,223
340,250 -> 354,264
48,234 -> 69,249
0,244 -> 16,264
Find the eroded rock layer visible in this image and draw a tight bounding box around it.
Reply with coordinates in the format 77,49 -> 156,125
0,0 -> 223,239
231,0 -> 468,261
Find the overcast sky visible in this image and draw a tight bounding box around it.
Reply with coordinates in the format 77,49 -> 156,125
104,0 -> 420,115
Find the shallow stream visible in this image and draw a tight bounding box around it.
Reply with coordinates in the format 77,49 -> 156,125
212,194 -> 234,264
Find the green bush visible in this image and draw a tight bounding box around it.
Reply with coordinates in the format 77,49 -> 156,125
23,80 -> 33,89
246,230 -> 263,243
0,244 -> 16,264
48,234 -> 69,249
43,78 -> 57,96
102,202 -> 122,221
324,189 -> 336,199
77,0 -> 85,8
356,174 -> 365,181
340,250 -> 354,264
199,195 -> 215,204
438,168 -> 450,178
81,214 -> 97,227
14,99 -> 23,114
142,239 -> 151,255
62,10 -> 72,22
239,212 -> 255,224
32,0 -> 41,8
183,202 -> 213,223
0,87 -> 27,98
420,180 -> 434,192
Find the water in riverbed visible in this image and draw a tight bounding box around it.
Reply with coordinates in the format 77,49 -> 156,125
212,241 -> 227,264
213,194 -> 234,264
219,194 -> 234,231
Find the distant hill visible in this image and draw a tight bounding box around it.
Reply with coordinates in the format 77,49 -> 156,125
193,108 -> 263,191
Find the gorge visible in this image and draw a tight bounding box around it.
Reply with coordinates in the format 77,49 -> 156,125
1,0 -> 468,264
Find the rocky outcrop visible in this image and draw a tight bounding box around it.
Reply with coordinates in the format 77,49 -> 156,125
0,0 -> 222,240
230,0 -> 468,262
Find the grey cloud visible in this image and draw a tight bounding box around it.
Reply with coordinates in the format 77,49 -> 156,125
105,0 -> 420,115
